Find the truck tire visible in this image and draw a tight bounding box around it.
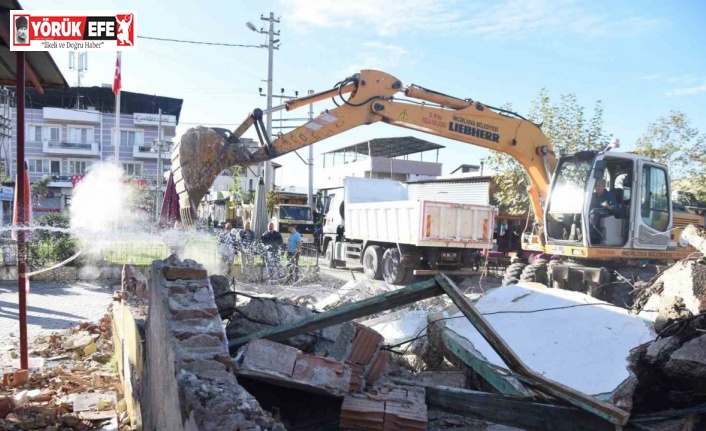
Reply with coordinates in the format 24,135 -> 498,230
363,245 -> 384,280
382,248 -> 409,285
501,263 -> 526,286
326,241 -> 337,269
520,261 -> 549,285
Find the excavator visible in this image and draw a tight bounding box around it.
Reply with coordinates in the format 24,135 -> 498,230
171,70 -> 703,300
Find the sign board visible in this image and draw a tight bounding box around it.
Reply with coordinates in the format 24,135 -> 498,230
133,113 -> 177,126
10,10 -> 137,51
0,186 -> 14,201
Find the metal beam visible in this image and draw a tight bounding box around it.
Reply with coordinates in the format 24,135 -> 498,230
228,278 -> 443,352
434,274 -> 630,426
391,379 -> 615,431
0,22 -> 43,94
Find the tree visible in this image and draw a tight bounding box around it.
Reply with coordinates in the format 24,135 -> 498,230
634,111 -> 704,182
31,175 -> 51,203
486,89 -> 608,215
266,190 -> 279,217
228,167 -> 245,202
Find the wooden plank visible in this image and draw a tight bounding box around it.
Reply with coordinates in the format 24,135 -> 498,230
113,301 -> 144,431
391,379 -> 615,431
228,278 -> 442,352
435,274 -> 630,426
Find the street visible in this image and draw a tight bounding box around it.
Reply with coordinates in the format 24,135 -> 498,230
0,280 -> 117,371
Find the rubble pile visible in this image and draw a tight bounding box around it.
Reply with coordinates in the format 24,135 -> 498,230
142,256 -> 283,431
0,315 -> 126,430
629,256 -> 706,413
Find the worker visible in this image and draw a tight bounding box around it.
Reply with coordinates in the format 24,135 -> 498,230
239,220 -> 256,273
217,223 -> 238,278
589,178 -> 618,242
262,222 -> 284,279
286,224 -> 304,283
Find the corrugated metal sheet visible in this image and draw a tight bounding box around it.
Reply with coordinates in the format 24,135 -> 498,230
407,180 -> 490,206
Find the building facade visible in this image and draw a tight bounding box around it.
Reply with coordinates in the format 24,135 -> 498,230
8,86 -> 182,216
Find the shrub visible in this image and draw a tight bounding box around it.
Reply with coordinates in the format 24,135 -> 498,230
26,213 -> 80,270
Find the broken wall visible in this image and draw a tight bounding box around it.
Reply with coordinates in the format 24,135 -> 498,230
142,256 -> 281,431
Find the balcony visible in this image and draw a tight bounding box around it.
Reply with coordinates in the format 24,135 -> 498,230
43,140 -> 99,156
132,144 -> 172,160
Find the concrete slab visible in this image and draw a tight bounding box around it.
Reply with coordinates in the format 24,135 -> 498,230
444,284 -> 656,402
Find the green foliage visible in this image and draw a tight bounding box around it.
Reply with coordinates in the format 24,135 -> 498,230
486,90 -> 608,216
636,111 -> 706,203
266,190 -> 279,217
31,175 -> 51,201
228,167 -> 245,202
26,213 -> 79,270
635,111 -> 704,179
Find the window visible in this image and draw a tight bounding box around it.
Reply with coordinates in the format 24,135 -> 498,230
641,166 -> 669,231
28,125 -> 60,142
119,130 -> 144,147
27,158 -> 60,175
122,162 -> 142,176
68,160 -> 91,175
68,127 -> 94,144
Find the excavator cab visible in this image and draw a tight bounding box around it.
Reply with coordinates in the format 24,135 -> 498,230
545,151 -> 674,252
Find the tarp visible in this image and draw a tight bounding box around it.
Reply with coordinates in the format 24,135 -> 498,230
158,171 -> 181,229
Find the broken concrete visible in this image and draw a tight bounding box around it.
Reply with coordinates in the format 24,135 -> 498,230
234,339 -> 353,397
143,257 -> 281,431
443,284 -> 655,410
225,295 -> 359,361
664,334 -> 706,386
340,385 -> 428,431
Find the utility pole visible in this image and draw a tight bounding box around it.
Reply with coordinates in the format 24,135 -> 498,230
246,13 -> 280,192
155,108 -> 162,222
308,89 -> 314,211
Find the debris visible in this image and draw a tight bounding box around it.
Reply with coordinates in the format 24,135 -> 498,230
2,369 -> 28,388
442,283 -> 654,410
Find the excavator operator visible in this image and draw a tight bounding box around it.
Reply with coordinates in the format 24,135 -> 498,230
589,178 -> 618,242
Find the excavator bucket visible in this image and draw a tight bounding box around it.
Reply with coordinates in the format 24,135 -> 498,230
171,124 -> 266,227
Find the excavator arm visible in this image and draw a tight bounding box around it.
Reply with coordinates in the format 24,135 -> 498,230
172,70 -> 556,227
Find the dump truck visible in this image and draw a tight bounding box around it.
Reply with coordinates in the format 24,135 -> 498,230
319,177 -> 496,284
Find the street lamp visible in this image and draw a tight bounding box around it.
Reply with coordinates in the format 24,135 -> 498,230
245,21 -> 258,32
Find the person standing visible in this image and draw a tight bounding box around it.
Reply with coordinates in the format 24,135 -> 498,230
239,220 -> 256,273
217,223 -> 238,278
261,222 -> 284,279
286,224 -> 303,283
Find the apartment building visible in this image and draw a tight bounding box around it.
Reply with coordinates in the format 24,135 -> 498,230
11,86 -> 182,215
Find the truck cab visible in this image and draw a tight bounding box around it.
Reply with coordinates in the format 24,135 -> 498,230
271,204 -> 315,244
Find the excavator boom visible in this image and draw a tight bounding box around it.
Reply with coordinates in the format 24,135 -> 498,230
172,70 -> 556,226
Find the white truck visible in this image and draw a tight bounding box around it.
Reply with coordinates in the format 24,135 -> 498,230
320,177 -> 497,284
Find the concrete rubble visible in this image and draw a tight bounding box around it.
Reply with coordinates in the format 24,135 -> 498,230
95,249 -> 706,430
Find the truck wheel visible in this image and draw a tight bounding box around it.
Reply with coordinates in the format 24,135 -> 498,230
382,248 -> 408,285
326,242 -> 337,269
501,263 -> 526,286
520,261 -> 549,285
363,245 -> 384,280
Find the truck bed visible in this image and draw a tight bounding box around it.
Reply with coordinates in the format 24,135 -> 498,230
346,200 -> 496,248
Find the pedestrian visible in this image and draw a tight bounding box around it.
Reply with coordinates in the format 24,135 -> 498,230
286,224 -> 303,283
261,222 -> 284,280
217,223 -> 238,278
239,220 -> 256,274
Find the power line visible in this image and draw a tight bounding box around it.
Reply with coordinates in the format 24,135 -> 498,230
137,35 -> 262,48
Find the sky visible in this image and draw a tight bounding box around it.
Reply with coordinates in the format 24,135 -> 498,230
21,0 -> 706,187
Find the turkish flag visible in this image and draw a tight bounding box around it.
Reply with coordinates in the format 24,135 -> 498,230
112,54 -> 121,96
